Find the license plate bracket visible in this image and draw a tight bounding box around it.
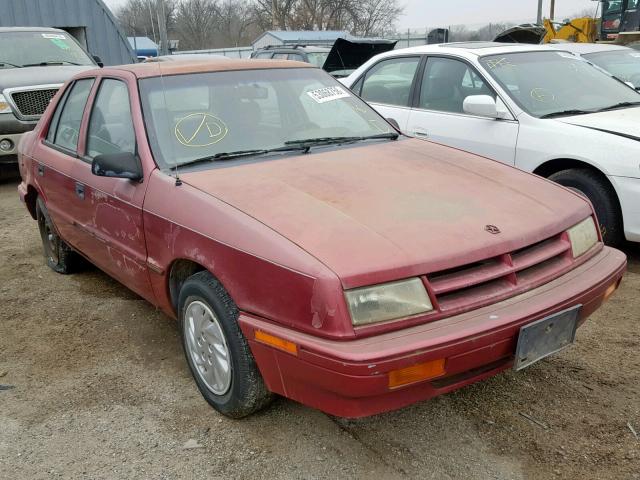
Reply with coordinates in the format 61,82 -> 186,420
514,305 -> 581,371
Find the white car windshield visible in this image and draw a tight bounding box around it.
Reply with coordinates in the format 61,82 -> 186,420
139,67 -> 394,169
479,51 -> 640,118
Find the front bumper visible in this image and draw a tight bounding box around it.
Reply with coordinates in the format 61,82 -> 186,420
609,175 -> 640,243
0,133 -> 22,159
1,112 -> 37,159
240,246 -> 626,418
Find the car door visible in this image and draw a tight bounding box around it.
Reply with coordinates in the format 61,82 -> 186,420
72,76 -> 155,301
350,55 -> 422,130
406,56 -> 519,165
37,78 -> 95,250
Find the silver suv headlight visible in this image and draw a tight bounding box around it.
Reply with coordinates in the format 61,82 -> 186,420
567,217 -> 598,258
345,278 -> 433,326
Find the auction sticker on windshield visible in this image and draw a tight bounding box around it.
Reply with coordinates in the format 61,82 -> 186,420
307,86 -> 351,104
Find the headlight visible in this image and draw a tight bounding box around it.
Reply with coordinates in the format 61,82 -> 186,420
345,278 -> 433,326
567,217 -> 598,258
0,94 -> 12,114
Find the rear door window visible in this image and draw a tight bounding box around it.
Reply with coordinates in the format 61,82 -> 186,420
48,78 -> 94,152
360,57 -> 421,107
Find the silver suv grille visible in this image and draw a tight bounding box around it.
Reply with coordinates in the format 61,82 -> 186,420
4,84 -> 62,121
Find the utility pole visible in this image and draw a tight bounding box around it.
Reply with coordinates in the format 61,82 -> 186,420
550,0 -> 556,21
156,0 -> 169,56
537,0 -> 544,24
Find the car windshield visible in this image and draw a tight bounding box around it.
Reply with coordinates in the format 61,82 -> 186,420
583,49 -> 640,88
139,67 -> 394,169
306,52 -> 329,67
0,31 -> 94,68
479,50 -> 640,117
603,0 -> 623,14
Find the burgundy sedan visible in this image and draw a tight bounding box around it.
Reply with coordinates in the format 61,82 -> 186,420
17,59 -> 626,418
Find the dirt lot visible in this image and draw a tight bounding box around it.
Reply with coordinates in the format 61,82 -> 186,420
0,177 -> 638,480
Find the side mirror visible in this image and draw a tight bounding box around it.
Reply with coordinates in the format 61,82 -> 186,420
463,95 -> 499,118
92,152 -> 142,181
386,117 -> 400,130
92,55 -> 104,68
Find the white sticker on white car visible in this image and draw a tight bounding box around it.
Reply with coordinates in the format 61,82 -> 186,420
41,33 -> 67,39
306,86 -> 350,104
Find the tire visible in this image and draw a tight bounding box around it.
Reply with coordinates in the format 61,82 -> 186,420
548,168 -> 624,247
36,197 -> 82,274
178,271 -> 273,418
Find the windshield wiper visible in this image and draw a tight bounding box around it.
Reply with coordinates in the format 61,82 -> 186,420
0,61 -> 22,68
594,101 -> 640,112
284,132 -> 399,148
539,109 -> 594,119
176,145 -> 310,168
22,60 -> 82,67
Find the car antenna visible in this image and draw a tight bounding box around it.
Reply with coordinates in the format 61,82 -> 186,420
157,62 -> 182,186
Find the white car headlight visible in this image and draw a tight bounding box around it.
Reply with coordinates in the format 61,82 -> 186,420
345,278 -> 433,326
0,94 -> 12,114
567,217 -> 598,258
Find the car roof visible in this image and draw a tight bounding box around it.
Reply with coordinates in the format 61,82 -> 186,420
259,45 -> 331,52
380,41 -> 557,59
545,42 -> 632,54
0,26 -> 66,33
106,58 -> 313,79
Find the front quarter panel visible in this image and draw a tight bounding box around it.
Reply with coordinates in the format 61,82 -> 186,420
143,170 -> 353,339
514,116 -> 640,178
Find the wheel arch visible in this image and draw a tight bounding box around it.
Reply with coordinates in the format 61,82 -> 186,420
532,158 -> 622,207
168,258 -> 208,313
25,184 -> 39,220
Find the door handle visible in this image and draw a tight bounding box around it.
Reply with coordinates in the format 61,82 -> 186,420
37,164 -> 44,176
75,182 -> 85,200
413,128 -> 429,138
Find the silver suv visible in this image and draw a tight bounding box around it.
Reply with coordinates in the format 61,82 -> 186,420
0,27 -> 97,168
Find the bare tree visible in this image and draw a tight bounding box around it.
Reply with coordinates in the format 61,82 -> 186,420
174,0 -> 221,50
117,0 -> 176,42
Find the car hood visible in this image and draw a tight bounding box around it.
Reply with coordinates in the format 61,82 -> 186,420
323,38 -> 397,74
556,106 -> 640,140
181,139 -> 590,288
0,65 -> 95,92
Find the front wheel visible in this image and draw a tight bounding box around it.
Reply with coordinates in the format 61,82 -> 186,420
548,168 -> 624,247
178,271 -> 273,418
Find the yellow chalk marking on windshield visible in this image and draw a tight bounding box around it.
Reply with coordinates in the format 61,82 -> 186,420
530,88 -> 555,103
485,57 -> 513,69
174,113 -> 228,147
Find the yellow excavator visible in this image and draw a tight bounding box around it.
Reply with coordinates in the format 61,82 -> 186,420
542,17 -> 598,43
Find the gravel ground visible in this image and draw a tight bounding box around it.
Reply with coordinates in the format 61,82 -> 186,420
0,177 -> 638,480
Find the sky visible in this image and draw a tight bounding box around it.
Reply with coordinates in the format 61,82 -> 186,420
102,0 -> 601,30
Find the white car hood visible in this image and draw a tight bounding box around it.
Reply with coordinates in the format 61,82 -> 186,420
556,106 -> 640,140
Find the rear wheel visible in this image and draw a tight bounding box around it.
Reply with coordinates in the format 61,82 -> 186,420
36,197 -> 82,274
179,271 -> 273,418
548,168 -> 624,247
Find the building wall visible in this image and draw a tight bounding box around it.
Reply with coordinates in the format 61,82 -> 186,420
252,33 -> 283,50
0,0 -> 136,65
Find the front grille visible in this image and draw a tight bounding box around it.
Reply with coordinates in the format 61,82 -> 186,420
425,233 -> 574,315
9,88 -> 59,118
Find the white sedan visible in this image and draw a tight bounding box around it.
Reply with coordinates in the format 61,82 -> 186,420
341,42 -> 640,246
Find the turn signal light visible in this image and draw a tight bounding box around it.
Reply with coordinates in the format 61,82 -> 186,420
255,330 -> 298,355
388,358 -> 446,389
